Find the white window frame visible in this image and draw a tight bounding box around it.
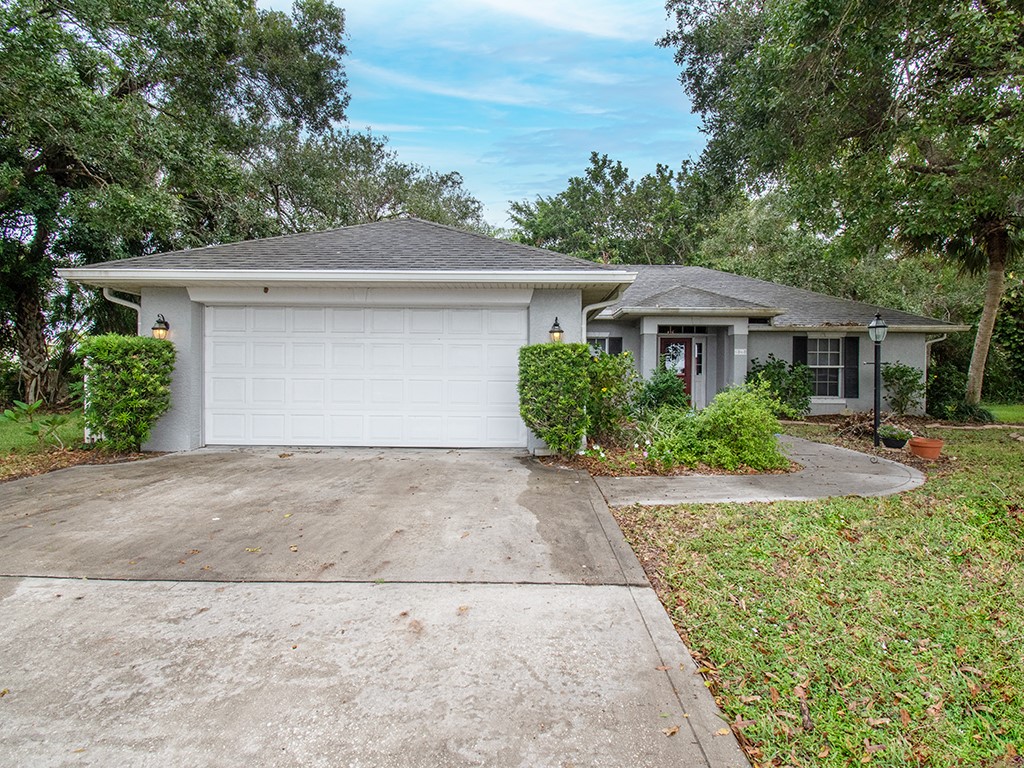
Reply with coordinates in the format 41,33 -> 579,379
807,335 -> 844,400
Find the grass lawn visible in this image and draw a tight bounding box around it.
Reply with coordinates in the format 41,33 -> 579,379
0,409 -> 85,454
985,403 -> 1024,424
615,426 -> 1023,767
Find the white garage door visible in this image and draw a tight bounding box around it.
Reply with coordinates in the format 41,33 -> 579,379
204,305 -> 528,447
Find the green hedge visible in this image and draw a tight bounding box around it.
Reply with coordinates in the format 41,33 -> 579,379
518,343 -> 591,454
79,334 -> 176,452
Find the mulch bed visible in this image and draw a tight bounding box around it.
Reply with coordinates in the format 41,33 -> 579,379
0,449 -> 156,483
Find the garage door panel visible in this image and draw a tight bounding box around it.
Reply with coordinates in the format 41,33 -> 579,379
409,379 -> 443,406
252,307 -> 287,332
370,308 -> 404,333
251,414 -> 286,441
329,379 -> 364,405
211,342 -> 246,367
292,379 -> 325,405
293,343 -> 327,368
293,308 -> 326,332
205,305 -> 527,447
252,343 -> 286,368
209,307 -> 246,332
370,344 -> 404,368
448,344 -> 484,369
370,379 -> 405,405
409,309 -> 443,333
331,308 -> 364,332
252,378 -> 286,404
331,343 -> 364,370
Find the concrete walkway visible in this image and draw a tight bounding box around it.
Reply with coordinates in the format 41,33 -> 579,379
596,435 -> 925,507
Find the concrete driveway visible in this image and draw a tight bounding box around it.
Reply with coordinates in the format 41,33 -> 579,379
0,448 -> 746,768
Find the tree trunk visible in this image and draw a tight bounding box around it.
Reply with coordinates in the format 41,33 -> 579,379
14,286 -> 51,405
965,226 -> 1009,404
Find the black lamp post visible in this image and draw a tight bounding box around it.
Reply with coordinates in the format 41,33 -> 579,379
867,313 -> 888,447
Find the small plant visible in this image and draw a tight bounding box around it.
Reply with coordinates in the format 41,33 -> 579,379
881,361 -> 926,415
878,424 -> 913,441
634,366 -> 690,414
696,381 -> 789,470
747,354 -> 813,418
0,399 -> 71,450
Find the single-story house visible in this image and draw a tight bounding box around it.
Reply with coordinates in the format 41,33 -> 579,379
586,265 -> 967,413
60,218 -> 965,452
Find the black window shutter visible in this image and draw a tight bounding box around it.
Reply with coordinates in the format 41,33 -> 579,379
843,336 -> 859,399
608,337 -> 623,355
793,336 -> 808,365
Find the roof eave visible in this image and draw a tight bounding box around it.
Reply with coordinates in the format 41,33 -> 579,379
762,323 -> 971,333
59,268 -> 638,291
604,306 -> 782,319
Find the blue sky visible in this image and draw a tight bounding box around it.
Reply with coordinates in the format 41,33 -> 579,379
263,0 -> 705,225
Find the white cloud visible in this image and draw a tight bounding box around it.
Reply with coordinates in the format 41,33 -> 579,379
349,60 -> 562,108
468,0 -> 667,42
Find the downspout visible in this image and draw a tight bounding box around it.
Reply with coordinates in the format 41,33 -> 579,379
102,288 -> 142,334
581,286 -> 627,341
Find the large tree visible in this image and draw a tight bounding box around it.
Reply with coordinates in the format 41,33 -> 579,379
1,0 -> 349,402
253,128 -> 486,234
509,152 -> 724,264
661,0 -> 1023,402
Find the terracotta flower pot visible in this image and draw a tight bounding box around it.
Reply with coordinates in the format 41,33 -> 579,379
908,436 -> 943,460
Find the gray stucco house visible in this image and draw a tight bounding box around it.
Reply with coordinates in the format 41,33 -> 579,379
586,265 -> 966,414
61,218 -> 963,452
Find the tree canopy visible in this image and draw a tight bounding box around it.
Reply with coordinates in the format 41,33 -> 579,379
661,0 -> 1023,402
1,0 -> 487,404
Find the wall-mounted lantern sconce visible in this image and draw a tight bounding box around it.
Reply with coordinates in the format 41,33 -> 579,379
549,317 -> 564,343
151,314 -> 170,340
867,313 -> 888,447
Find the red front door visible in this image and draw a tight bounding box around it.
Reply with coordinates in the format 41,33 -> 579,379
659,337 -> 693,397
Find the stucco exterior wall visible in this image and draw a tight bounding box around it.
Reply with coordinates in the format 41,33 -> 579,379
141,287 -> 204,451
748,330 -> 929,415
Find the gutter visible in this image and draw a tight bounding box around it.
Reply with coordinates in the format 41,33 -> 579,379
59,267 -> 638,290
581,286 -> 628,342
102,288 -> 142,334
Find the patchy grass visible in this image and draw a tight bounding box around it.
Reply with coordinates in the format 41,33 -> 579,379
985,404 -> 1024,425
0,409 -> 85,453
0,410 -> 153,482
614,427 -> 1024,767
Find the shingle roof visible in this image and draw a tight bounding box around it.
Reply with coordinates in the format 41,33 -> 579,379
605,265 -> 957,329
72,217 -> 620,273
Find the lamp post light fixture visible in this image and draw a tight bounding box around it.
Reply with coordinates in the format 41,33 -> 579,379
151,314 -> 170,340
549,317 -> 564,343
867,313 -> 888,447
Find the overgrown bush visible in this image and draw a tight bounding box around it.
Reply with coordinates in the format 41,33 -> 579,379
881,361 -> 926,415
634,366 -> 690,414
695,381 -> 789,470
518,343 -> 591,454
747,354 -> 813,417
587,349 -> 640,445
927,339 -> 996,422
643,406 -> 704,468
78,334 -> 176,452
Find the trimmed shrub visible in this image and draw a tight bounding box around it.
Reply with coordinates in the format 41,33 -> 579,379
747,354 -> 813,418
518,343 -> 591,455
78,334 -> 176,452
587,350 -> 640,445
634,366 -> 690,414
695,381 -> 789,470
881,361 -> 926,415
